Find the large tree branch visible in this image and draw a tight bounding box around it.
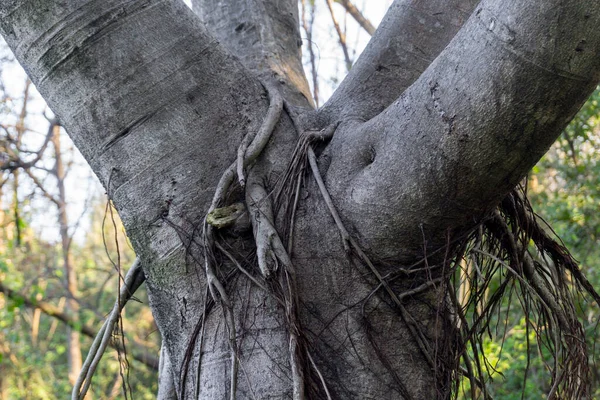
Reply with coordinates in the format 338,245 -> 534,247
0,281 -> 159,370
192,0 -> 313,106
321,0 -> 480,122
326,0 -> 600,259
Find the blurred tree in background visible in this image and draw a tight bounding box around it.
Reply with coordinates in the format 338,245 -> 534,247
0,1 -> 599,398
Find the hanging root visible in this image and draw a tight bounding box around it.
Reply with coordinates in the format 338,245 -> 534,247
305,126 -> 349,253
246,180 -> 292,277
276,115 -> 426,398
278,114 -> 435,396
200,227 -> 239,400
441,184 -> 600,399
237,79 -> 283,188
307,350 -> 333,400
277,112 -> 432,398
178,78 -> 312,399
281,109 -> 599,399
72,259 -> 145,400
274,121 -> 339,248
206,78 -> 284,218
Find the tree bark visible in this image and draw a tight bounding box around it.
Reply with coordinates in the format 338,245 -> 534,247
325,0 -> 600,259
320,0 -> 481,121
193,0 -> 313,107
2,0 -> 600,398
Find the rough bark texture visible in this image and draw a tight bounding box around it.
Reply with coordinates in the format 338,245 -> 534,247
2,0 -> 600,398
193,0 -> 313,107
321,0 -> 481,121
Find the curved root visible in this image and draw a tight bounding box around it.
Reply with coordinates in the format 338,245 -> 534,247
72,259 -> 145,400
246,180 -> 292,277
237,80 -> 283,188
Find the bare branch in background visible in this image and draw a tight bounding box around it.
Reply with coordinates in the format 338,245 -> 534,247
335,0 -> 375,35
301,0 -> 320,106
0,119 -> 56,172
23,167 -> 60,207
0,281 -> 158,370
325,0 -> 352,71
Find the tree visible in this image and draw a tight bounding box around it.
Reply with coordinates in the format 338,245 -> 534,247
2,0 -> 600,398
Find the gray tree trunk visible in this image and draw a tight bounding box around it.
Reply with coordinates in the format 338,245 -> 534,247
2,0 -> 600,398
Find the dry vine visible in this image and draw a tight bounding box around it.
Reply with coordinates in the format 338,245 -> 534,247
72,190 -> 143,400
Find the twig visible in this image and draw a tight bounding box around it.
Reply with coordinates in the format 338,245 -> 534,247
23,168 -> 60,206
0,119 -> 56,172
300,0 -> 320,106
325,0 -> 353,71
334,0 -> 375,35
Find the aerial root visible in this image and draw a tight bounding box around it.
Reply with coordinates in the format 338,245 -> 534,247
307,351 -> 333,400
279,115 -> 425,396
299,123 -> 436,371
216,242 -> 271,294
208,78 -> 284,215
273,121 -> 339,251
185,78 -> 286,399
182,87 -> 339,399
194,286 -> 209,399
442,185 -> 599,399
492,211 -> 570,329
490,209 -> 587,399
289,334 -> 306,400
246,181 -> 292,277
200,223 -> 239,400
307,144 -> 350,252
237,79 -> 283,188
72,259 -> 145,400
